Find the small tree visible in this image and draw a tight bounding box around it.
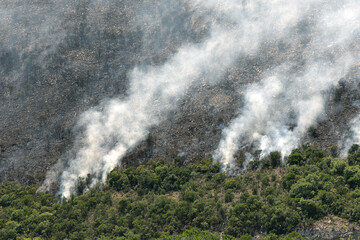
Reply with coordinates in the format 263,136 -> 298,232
330,145 -> 338,158
287,152 -> 304,166
225,190 -> 234,203
348,144 -> 359,155
270,152 -> 281,168
348,151 -> 360,166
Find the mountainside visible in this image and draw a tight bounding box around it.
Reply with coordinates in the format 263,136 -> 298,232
0,0 -> 359,199
0,0 -> 211,184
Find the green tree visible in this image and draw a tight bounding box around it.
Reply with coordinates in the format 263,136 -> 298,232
240,234 -> 253,240
348,144 -> 359,155
270,152 -> 281,168
287,152 -> 304,166
348,151 -> 360,166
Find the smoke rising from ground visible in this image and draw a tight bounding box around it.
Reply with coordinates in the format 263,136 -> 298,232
342,113 -> 360,156
41,0 -> 321,198
37,0 -> 360,197
215,0 -> 360,168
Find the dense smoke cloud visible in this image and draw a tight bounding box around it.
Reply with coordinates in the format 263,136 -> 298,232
42,0 -> 319,198
215,0 -> 360,168
38,0 -> 360,197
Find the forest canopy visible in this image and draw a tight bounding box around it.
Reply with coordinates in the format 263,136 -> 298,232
1,145 -> 360,239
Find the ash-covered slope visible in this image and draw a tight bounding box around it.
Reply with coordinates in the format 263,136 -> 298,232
0,0 -> 359,197
0,0 -> 209,184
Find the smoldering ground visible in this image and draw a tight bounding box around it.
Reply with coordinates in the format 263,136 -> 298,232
1,1 -> 359,198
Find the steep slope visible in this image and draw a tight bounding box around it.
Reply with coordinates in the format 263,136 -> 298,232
0,0 -> 209,184
0,0 -> 359,192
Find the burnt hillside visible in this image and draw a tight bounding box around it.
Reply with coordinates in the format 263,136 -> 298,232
0,0 -> 359,187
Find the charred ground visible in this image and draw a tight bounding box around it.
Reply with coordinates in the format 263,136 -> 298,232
0,0 -> 359,185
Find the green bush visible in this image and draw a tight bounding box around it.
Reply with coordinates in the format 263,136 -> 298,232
290,181 -> 315,199
348,151 -> 360,166
287,152 -> 304,166
240,233 -> 253,240
348,144 -> 359,155
270,152 -> 281,168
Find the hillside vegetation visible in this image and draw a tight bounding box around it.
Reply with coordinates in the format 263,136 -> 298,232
2,145 -> 360,239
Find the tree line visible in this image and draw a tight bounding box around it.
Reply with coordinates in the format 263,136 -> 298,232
1,144 -> 360,239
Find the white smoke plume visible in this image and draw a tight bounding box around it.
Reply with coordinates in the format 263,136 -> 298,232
215,0 -> 360,168
41,0 -> 325,198
342,113 -> 360,156
40,0 -> 360,197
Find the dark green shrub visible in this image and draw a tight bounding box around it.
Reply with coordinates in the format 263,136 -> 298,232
348,144 -> 359,155
287,152 -> 304,166
348,151 -> 360,166
225,190 -> 234,203
270,152 -> 281,168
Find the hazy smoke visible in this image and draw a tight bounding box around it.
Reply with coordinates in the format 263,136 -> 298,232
342,113 -> 360,156
39,0 -> 360,197
0,1 -> 69,94
0,1 -> 66,54
40,0 -> 315,198
215,0 -> 360,168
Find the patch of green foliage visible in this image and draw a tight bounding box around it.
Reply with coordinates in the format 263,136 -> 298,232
1,145 -> 360,239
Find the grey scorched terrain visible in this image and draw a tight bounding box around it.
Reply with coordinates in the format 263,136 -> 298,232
0,0 -> 359,189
